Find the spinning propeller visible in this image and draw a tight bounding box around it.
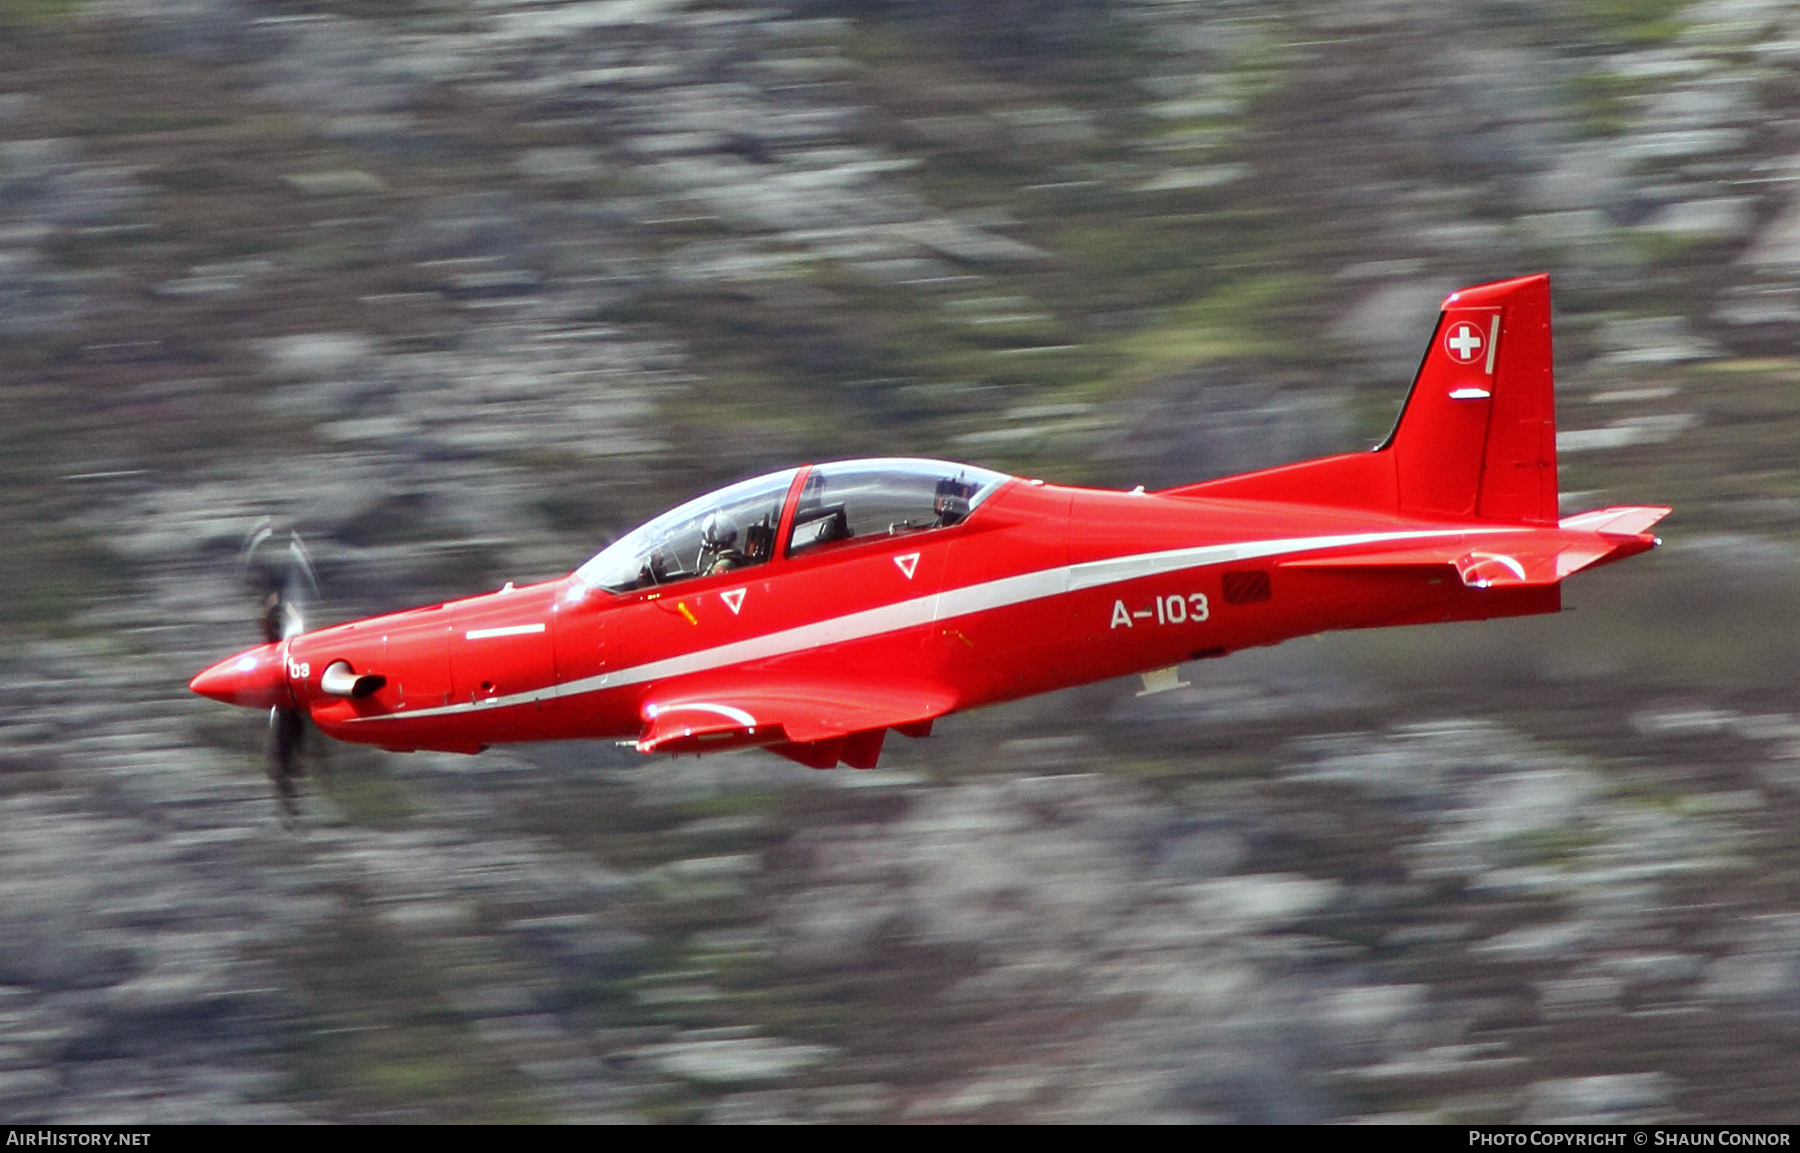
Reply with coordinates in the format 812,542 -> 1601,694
236,520 -> 319,821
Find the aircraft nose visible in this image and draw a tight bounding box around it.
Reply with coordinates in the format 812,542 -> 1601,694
189,643 -> 290,710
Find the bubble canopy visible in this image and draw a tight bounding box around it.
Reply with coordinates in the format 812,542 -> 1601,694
574,459 -> 1011,594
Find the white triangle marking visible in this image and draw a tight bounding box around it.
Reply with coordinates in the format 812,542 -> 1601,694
721,588 -> 746,615
894,553 -> 919,580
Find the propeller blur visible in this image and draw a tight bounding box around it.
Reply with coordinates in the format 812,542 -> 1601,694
218,521 -> 321,821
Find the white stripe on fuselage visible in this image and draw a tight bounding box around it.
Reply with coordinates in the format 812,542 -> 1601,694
347,526 -> 1515,724
465,622 -> 546,640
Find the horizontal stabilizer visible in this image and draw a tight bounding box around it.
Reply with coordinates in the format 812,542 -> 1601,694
1282,524 -> 1657,589
1558,505 -> 1671,537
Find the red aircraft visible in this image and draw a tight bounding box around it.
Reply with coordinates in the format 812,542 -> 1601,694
192,274 -> 1667,812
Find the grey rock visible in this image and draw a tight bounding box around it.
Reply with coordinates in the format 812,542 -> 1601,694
1741,193 -> 1800,270
261,333 -> 380,380
635,1031 -> 835,1084
255,16 -> 420,116
1637,196 -> 1754,242
1615,127 -> 1749,162
1101,363 -> 1353,489
1522,147 -> 1632,215
1714,284 -> 1800,325
1593,315 -> 1721,365
1682,0 -> 1792,46
1520,1073 -> 1675,1124
1328,279 -> 1459,376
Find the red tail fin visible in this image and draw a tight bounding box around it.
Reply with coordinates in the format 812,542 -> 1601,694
1163,273 -> 1558,526
1388,273 -> 1557,524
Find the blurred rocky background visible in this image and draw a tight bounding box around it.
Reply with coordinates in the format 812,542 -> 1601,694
2,0 -> 1799,1123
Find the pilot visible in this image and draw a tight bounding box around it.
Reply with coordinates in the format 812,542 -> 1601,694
637,551 -> 670,588
701,511 -> 747,574
935,476 -> 975,527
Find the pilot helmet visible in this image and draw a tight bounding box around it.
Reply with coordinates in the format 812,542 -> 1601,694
935,475 -> 974,523
701,511 -> 740,549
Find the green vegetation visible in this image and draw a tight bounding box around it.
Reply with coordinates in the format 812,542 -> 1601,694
1099,273 -> 1319,388
1499,823 -> 1606,869
0,0 -> 77,26
1569,70 -> 1655,137
1575,0 -> 1693,44
315,750 -> 415,828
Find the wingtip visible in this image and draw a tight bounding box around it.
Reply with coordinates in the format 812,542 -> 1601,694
1559,505 -> 1672,537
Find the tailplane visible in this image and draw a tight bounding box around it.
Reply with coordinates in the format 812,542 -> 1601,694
1164,273 -> 1559,526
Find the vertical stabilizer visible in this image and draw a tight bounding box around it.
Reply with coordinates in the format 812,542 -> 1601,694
1387,273 -> 1558,524
1160,273 -> 1560,526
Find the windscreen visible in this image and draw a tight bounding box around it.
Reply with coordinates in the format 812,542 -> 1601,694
575,468 -> 799,592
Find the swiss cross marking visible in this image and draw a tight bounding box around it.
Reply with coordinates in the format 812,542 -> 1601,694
1445,322 -> 1483,363
894,553 -> 920,580
720,588 -> 746,615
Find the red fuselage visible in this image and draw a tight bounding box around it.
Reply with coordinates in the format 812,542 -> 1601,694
195,474 -> 1632,758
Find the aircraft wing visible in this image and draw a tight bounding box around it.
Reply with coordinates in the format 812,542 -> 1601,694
1281,508 -> 1669,589
636,676 -> 953,767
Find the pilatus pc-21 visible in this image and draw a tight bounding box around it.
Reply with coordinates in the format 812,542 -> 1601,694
193,274 -> 1668,811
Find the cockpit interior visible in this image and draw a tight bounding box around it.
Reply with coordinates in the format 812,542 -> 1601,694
575,459 -> 1009,594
